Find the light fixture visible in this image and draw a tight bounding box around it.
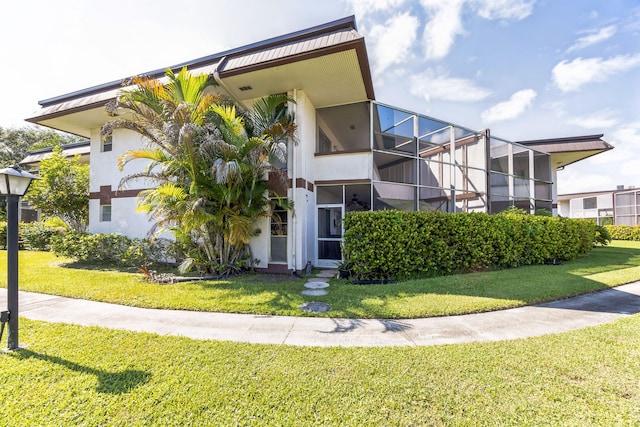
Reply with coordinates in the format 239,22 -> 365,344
0,165 -> 40,196
0,165 -> 39,350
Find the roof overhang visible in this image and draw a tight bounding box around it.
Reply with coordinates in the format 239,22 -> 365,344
518,134 -> 614,169
20,141 -> 91,167
26,16 -> 374,138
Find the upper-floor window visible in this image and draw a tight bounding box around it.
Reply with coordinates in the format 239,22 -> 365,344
583,197 -> 597,210
102,135 -> 113,152
316,102 -> 371,153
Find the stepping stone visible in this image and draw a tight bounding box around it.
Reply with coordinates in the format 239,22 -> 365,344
301,289 -> 328,296
315,270 -> 338,278
310,276 -> 330,283
300,301 -> 332,313
304,281 -> 329,289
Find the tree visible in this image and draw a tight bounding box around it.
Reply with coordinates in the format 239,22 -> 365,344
103,67 -> 296,274
24,146 -> 89,231
0,126 -> 81,167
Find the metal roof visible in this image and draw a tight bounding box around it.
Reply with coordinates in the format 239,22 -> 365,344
518,134 -> 613,153
20,141 -> 91,166
518,134 -> 614,168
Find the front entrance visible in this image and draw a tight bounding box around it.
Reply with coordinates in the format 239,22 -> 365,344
316,205 -> 343,267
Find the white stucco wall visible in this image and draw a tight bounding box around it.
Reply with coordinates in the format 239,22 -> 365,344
249,217 -> 270,268
89,198 -> 153,238
89,128 -> 154,237
313,152 -> 370,182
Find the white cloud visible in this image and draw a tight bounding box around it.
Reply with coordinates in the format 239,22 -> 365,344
552,54 -> 640,92
420,0 -> 466,60
345,0 -> 407,20
587,122 -> 640,168
410,69 -> 492,102
369,12 -> 419,79
472,0 -> 535,20
567,25 -> 616,52
557,167 -> 616,194
419,0 -> 535,60
481,89 -> 536,123
566,110 -> 620,129
610,122 -> 640,146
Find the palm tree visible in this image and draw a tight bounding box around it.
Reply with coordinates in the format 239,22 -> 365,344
103,67 -> 296,274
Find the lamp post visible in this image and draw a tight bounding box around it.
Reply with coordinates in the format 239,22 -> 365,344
0,165 -> 38,350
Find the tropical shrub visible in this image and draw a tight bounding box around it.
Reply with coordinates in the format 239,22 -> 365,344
0,221 -> 5,249
342,210 -> 595,280
50,231 -> 177,268
605,224 -> 640,241
50,232 -> 131,264
0,221 -> 59,250
594,224 -> 611,246
19,221 -> 59,250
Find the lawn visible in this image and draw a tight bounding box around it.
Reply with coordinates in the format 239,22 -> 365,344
1,316 -> 639,426
2,240 -> 640,318
2,242 -> 640,425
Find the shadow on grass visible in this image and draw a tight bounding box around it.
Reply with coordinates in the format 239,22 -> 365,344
13,349 -> 151,394
56,260 -> 140,273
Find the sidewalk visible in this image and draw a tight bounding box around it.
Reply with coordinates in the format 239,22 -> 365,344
2,282 -> 640,347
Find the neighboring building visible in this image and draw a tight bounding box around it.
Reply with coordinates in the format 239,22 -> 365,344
558,186 -> 640,226
25,16 -> 612,271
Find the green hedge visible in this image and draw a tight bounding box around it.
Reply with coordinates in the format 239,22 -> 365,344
342,211 -> 595,279
604,225 -> 640,241
50,231 -> 177,268
0,221 -> 60,251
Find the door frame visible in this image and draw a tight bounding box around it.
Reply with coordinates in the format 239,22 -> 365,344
315,203 -> 344,268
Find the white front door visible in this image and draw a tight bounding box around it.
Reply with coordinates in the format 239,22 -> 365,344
316,204 -> 343,268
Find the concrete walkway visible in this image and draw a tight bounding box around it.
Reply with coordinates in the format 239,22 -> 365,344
2,282 -> 640,347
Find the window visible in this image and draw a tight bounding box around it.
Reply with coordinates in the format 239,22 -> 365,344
100,205 -> 112,222
583,197 -> 597,210
102,135 -> 113,152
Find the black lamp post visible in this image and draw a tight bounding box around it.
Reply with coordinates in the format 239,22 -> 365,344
0,165 -> 38,350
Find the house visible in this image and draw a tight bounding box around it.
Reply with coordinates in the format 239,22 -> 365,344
558,186 -> 640,226
25,16 -> 612,272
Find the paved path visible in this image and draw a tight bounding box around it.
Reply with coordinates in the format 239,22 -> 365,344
2,282 -> 640,347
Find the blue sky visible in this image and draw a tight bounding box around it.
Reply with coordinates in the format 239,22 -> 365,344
1,0 -> 639,194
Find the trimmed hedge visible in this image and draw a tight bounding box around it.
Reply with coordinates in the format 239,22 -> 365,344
604,225 -> 640,241
342,211 -> 595,279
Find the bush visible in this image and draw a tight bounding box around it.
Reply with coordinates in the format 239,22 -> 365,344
50,231 -> 177,268
0,221 -> 5,249
0,221 -> 58,251
50,232 -> 131,264
594,224 -> 611,246
604,225 -> 640,241
342,210 -> 595,280
19,222 -> 59,250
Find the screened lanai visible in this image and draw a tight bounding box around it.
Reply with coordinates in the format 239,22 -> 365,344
315,101 -> 553,215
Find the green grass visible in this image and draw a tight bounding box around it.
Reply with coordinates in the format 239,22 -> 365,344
2,240 -> 640,318
1,316 -> 639,426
